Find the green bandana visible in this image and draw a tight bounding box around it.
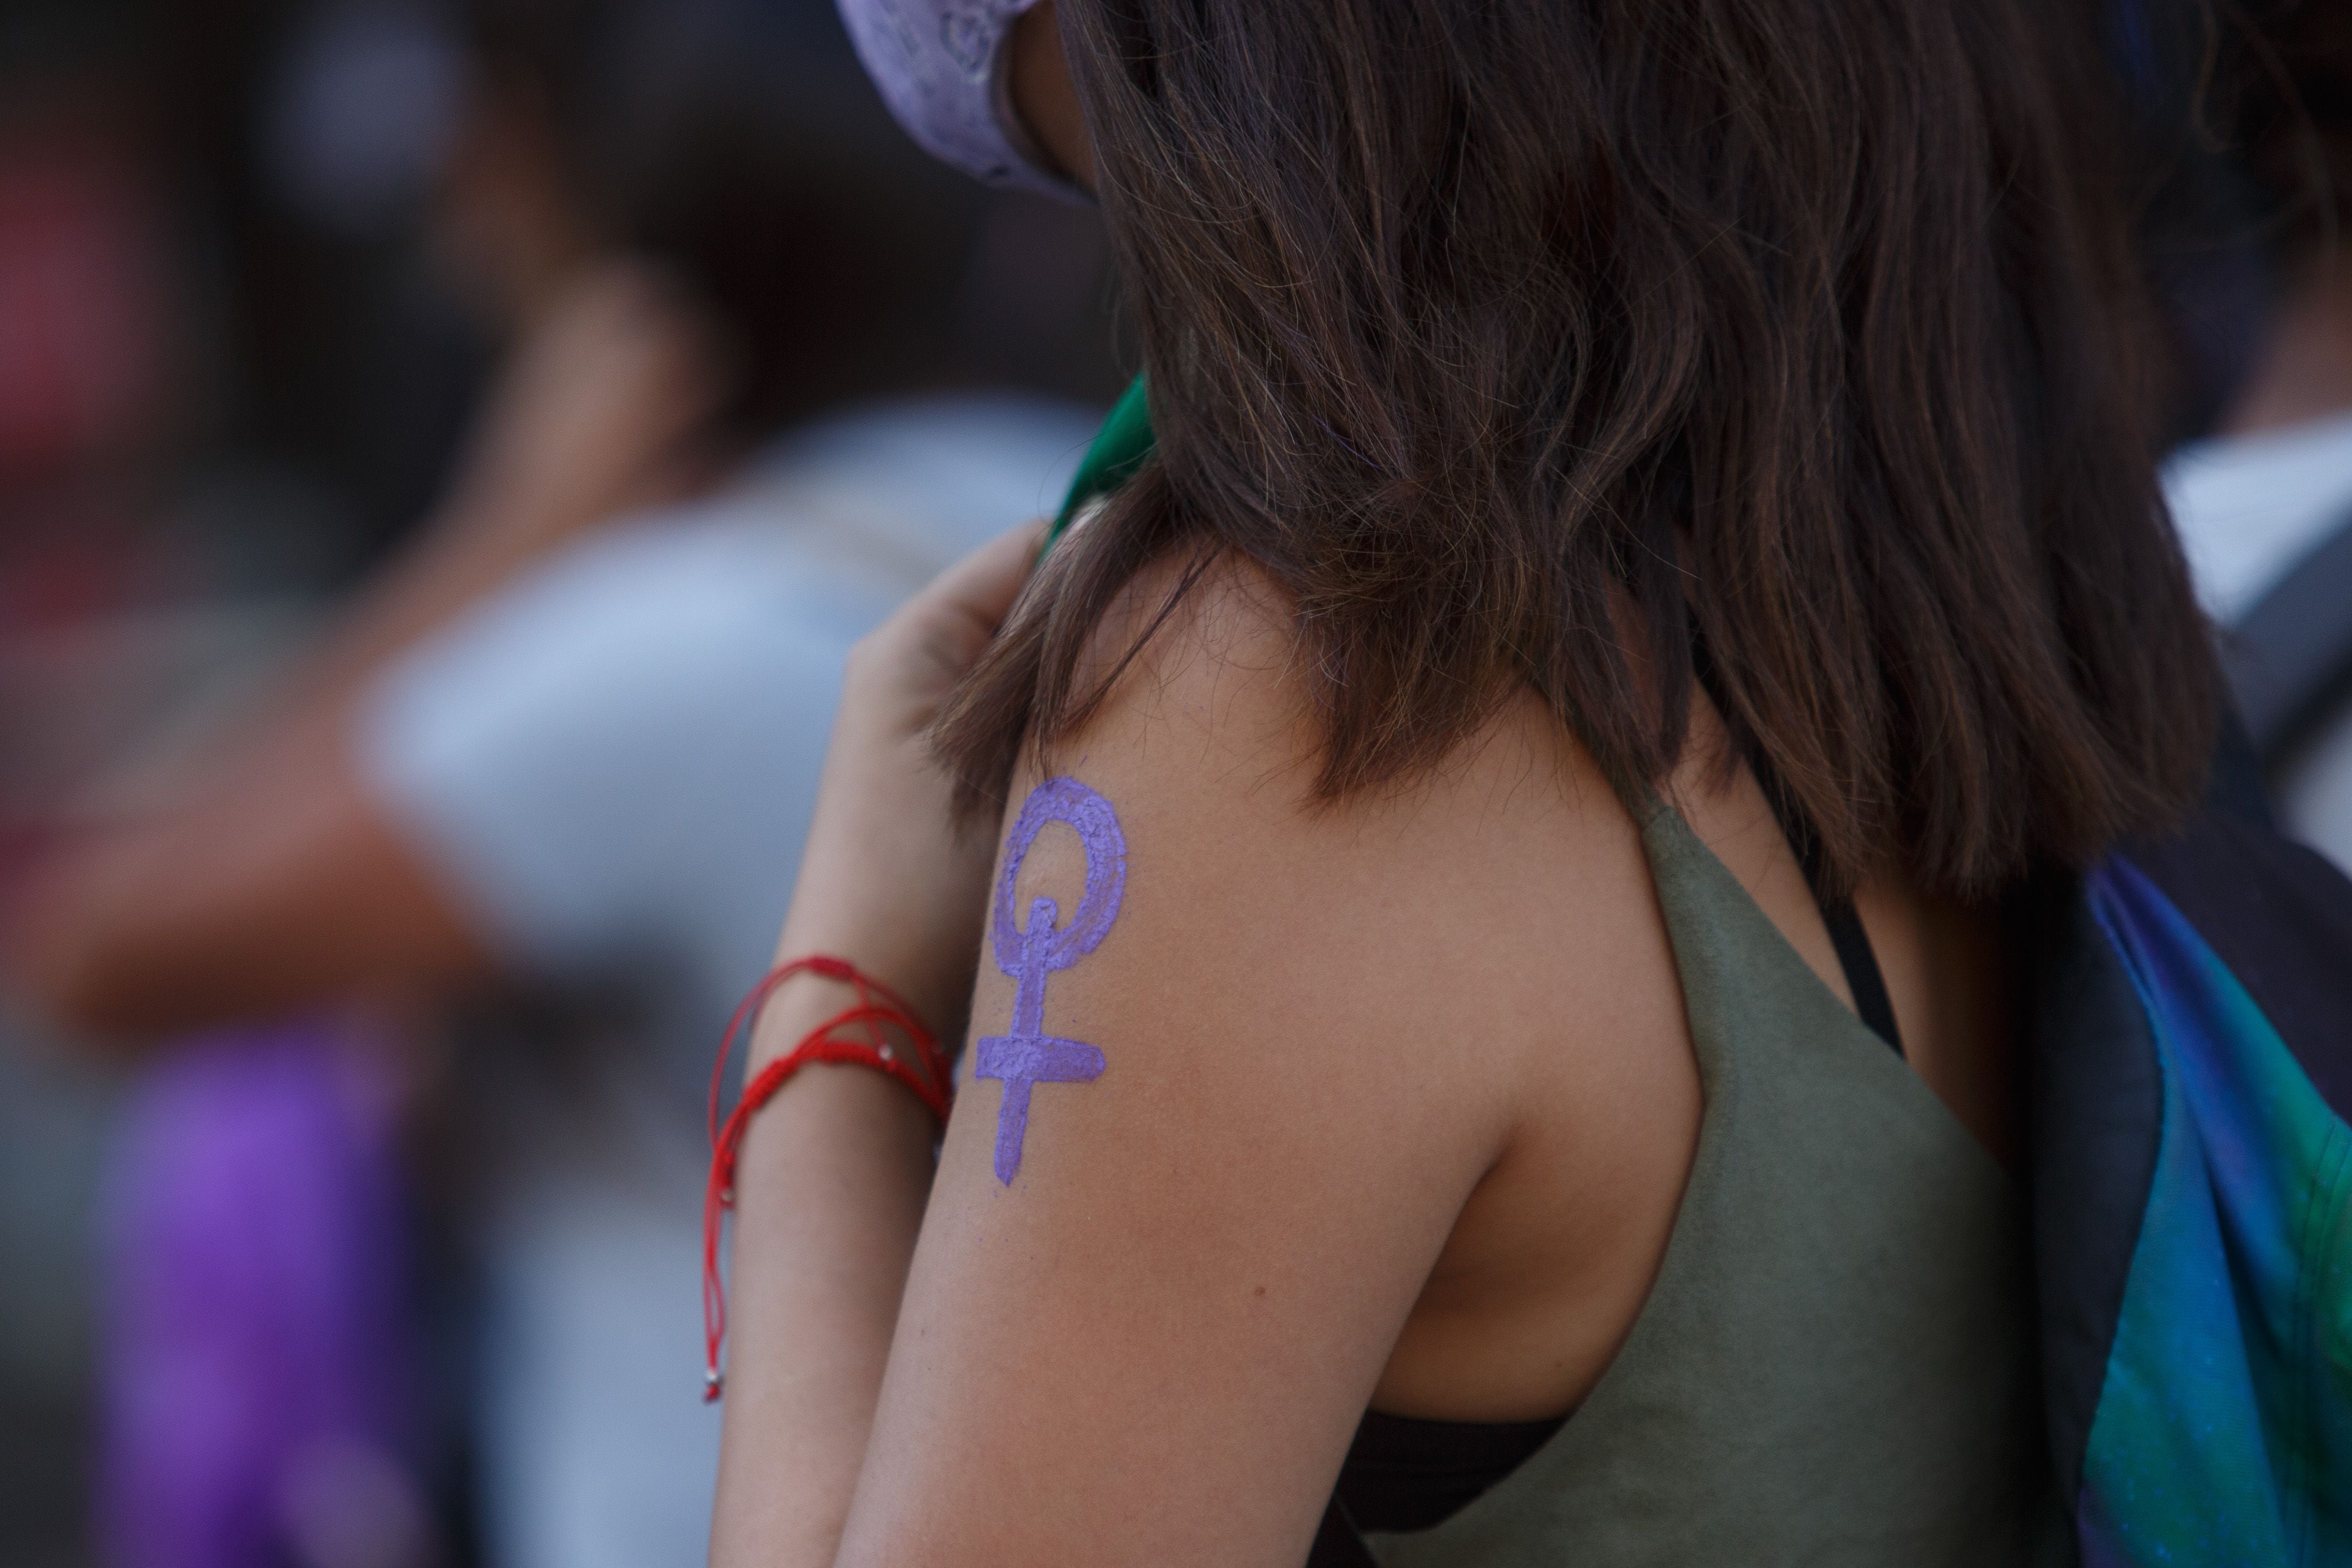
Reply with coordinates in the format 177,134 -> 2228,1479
1048,374 -> 1156,550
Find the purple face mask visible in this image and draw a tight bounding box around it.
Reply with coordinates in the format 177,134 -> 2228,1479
836,0 -> 1086,203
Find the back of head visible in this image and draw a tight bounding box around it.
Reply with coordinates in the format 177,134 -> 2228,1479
462,0 -> 982,434
944,0 -> 2220,895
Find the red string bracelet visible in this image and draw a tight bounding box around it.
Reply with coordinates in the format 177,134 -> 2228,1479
702,956 -> 952,1401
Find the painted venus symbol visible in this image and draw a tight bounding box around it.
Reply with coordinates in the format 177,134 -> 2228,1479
976,777 -> 1127,1184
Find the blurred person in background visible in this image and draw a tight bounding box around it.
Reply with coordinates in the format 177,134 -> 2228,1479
2164,1 -> 2352,873
0,17 -> 187,1563
2,1 -> 1104,1565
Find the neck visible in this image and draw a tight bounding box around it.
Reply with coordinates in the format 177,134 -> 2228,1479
2224,255 -> 2352,437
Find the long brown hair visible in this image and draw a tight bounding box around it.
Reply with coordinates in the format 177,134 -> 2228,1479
938,0 -> 2219,895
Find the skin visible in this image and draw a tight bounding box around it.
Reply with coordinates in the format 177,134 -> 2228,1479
1009,3 -> 1094,189
712,19 -> 2020,1566
2223,251 -> 2352,436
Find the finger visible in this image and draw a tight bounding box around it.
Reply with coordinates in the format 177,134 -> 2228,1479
920,518 -> 1051,637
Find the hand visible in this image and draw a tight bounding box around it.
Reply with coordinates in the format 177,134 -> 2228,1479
444,260 -> 729,555
764,521 -> 1049,1058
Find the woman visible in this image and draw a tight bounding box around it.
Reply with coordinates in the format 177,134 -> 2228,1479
711,1 -> 2218,1563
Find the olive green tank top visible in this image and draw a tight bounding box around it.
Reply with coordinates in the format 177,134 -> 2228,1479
1361,800 -> 2071,1567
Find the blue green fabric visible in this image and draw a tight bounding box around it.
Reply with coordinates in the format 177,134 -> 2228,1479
2081,855 -> 2352,1564
1050,375 -> 1154,544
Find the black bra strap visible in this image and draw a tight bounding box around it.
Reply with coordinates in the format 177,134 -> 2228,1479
1688,631 -> 1903,1057
1796,837 -> 1906,1059
1759,778 -> 1905,1058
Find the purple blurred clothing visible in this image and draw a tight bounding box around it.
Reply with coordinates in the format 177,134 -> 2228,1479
96,1020 -> 433,1568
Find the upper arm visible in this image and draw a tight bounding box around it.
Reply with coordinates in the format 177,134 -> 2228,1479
835,566 -> 1518,1566
10,718 -> 489,1041
14,533 -> 843,1042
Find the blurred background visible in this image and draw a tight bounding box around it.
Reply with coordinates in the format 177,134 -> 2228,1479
2,1 -> 2351,1565
0,1 -> 1124,1564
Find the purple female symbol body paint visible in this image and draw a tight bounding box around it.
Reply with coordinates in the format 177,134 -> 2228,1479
975,777 -> 1126,1184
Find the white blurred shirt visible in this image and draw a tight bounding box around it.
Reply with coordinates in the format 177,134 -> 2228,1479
2166,410 -> 2352,872
355,393 -> 1098,1568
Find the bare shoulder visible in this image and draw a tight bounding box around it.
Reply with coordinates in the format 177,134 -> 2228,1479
980,549 -> 1673,1154
1049,548 -> 1323,803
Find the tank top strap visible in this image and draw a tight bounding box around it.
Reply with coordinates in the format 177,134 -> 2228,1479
1363,798 -> 2058,1566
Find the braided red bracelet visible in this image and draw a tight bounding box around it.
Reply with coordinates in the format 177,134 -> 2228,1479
702,956 -> 952,1401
